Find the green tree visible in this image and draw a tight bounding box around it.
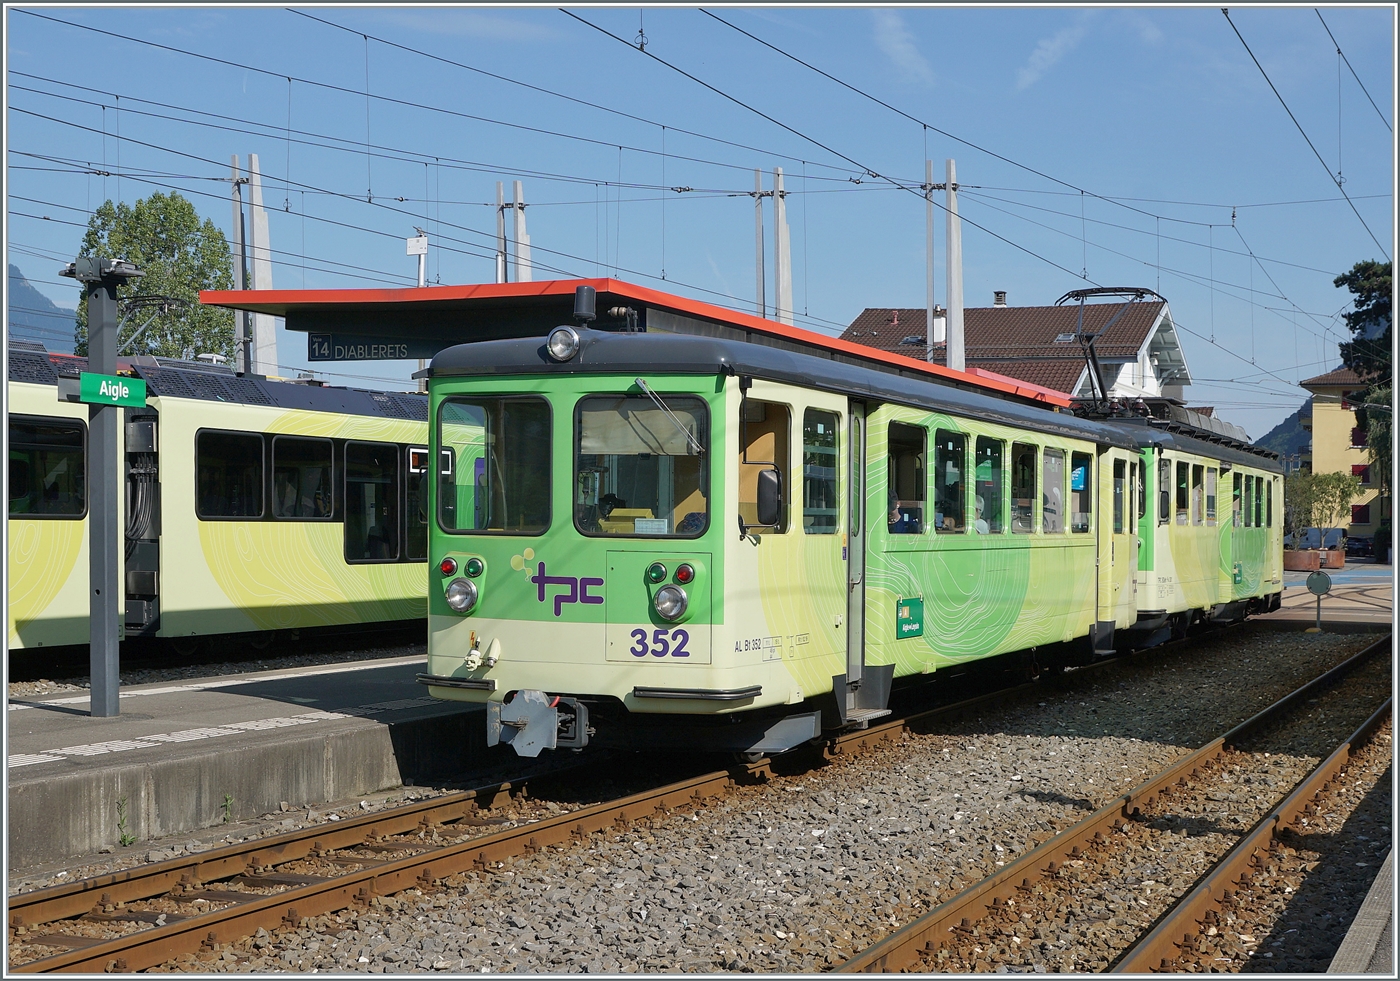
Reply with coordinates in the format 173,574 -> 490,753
1358,383 -> 1391,495
1314,470 -> 1364,530
1332,259 -> 1391,383
74,192 -> 235,360
1284,470 -> 1318,535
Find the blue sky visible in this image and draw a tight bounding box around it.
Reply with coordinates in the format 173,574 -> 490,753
6,5 -> 1394,438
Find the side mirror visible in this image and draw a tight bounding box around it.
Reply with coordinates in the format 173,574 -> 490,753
756,468 -> 782,527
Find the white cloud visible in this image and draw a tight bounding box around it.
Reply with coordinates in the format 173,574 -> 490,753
871,9 -> 934,86
1017,24 -> 1088,90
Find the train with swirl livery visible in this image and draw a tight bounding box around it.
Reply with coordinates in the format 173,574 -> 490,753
7,341 -> 428,652
414,284 -> 1283,757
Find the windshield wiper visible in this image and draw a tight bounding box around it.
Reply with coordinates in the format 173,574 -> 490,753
634,377 -> 704,455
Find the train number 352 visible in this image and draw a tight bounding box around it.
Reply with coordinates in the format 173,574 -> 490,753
628,628 -> 691,658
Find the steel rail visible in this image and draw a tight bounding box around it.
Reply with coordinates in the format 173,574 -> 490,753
833,632 -> 1391,973
1110,694 -> 1393,972
6,623 -> 1339,972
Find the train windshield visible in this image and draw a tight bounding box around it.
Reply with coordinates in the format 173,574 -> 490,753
437,397 -> 551,535
574,395 -> 709,537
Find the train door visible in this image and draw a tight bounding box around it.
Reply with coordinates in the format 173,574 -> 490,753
844,401 -> 867,709
1096,447 -> 1137,647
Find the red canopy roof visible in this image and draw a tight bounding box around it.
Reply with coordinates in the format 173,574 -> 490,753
201,277 -> 1070,407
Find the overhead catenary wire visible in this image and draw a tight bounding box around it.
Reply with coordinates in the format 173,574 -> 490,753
1221,8 -> 1389,260
1314,8 -> 1392,133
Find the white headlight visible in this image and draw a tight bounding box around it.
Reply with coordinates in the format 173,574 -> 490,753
653,584 -> 688,621
547,325 -> 581,362
445,577 -> 478,613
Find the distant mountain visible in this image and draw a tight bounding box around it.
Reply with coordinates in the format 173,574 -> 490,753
1254,400 -> 1310,459
8,264 -> 76,353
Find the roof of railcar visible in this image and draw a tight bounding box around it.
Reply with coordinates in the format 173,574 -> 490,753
427,328 -> 1139,449
200,278 -> 1073,409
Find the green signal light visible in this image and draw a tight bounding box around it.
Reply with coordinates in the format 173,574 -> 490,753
465,557 -> 484,578
646,562 -> 668,584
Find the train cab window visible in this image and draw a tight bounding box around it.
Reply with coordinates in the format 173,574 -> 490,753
8,416 -> 86,518
1070,452 -> 1092,533
577,394 -> 710,537
1206,468 -> 1218,526
1233,473 -> 1243,527
272,436 -> 332,519
1136,461 -> 1146,526
802,409 -> 839,534
886,422 -> 926,535
1191,465 -> 1204,526
1042,449 -> 1065,534
405,447 -> 430,561
1159,457 -> 1172,526
974,437 -> 1004,534
1266,479 -> 1274,527
439,397 -> 551,535
1113,459 -> 1126,535
1243,475 -> 1255,528
1175,462 -> 1190,525
1011,442 -> 1037,533
934,430 -> 966,533
345,441 -> 400,562
197,431 -> 264,519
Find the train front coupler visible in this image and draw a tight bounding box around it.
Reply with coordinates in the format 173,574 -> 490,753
486,690 -> 591,756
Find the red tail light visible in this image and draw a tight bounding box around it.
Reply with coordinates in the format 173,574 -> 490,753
439,557 -> 458,576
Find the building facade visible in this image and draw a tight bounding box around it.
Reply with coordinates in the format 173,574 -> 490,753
1300,366 -> 1387,540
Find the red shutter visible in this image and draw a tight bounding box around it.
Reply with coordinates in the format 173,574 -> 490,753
1352,464 -> 1371,483
1351,427 -> 1367,447
1351,504 -> 1371,525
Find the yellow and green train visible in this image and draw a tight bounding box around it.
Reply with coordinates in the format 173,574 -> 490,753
418,324 -> 1284,757
7,343 -> 428,651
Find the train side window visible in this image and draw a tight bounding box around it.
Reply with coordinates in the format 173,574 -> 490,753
934,429 -> 966,533
1191,465 -> 1204,526
1011,442 -> 1037,533
1266,479 -> 1274,527
405,447 -> 430,561
1129,462 -> 1139,534
1042,449 -> 1065,534
1070,452 -> 1092,533
974,437 -> 1004,534
1253,475 -> 1264,528
1243,475 -> 1255,528
197,430 -> 264,519
1159,457 -> 1171,526
802,409 -> 839,534
1113,459 -> 1126,535
1206,468 -> 1218,526
886,422 -> 926,535
1136,460 -> 1146,526
1174,461 -> 1189,525
8,415 -> 86,518
439,397 -> 552,535
271,436 -> 332,519
1233,473 -> 1242,527
736,399 -> 789,535
345,441 -> 400,562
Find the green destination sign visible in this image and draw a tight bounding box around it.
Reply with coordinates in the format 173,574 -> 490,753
79,372 -> 147,407
896,596 -> 925,639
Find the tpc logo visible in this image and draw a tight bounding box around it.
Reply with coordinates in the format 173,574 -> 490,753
531,561 -> 604,617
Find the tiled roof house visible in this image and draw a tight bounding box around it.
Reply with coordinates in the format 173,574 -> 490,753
841,294 -> 1192,400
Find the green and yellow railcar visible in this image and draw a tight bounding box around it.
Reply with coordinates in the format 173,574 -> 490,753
7,344 -> 430,650
419,328 -> 1189,757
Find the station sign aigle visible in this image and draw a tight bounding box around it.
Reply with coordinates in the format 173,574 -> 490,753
58,372 -> 148,408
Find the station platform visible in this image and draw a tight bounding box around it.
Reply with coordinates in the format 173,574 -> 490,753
1330,849 -> 1394,974
1266,562 -> 1393,626
7,656 -> 486,868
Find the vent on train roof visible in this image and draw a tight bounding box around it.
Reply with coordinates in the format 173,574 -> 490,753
368,391 -> 428,420
7,350 -> 59,385
133,366 -> 196,399
222,375 -> 275,406
10,339 -> 49,353
130,355 -> 235,376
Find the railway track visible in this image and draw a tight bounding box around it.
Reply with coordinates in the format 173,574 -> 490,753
7,631 -> 1385,974
834,632 -> 1392,973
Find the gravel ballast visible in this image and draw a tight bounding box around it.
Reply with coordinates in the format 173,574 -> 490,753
92,623 -> 1389,974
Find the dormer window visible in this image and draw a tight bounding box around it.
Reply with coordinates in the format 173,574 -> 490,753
1054,332 -> 1076,343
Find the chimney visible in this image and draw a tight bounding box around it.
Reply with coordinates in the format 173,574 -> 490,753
993,291 -> 1007,307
